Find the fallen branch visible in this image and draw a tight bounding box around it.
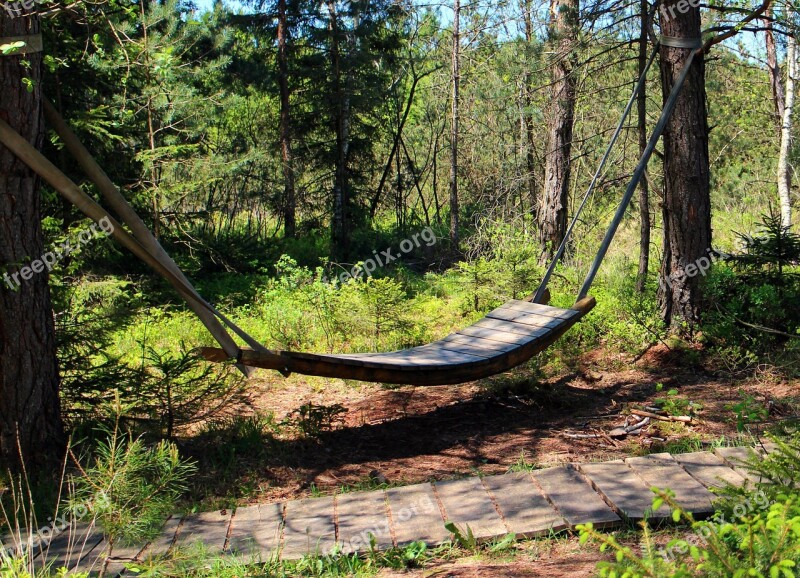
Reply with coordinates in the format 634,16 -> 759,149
562,432 -> 602,439
630,409 -> 692,423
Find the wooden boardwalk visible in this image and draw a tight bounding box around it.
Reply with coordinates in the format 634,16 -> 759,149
6,445 -> 773,576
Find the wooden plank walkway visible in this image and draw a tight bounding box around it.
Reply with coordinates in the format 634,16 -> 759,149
12,445 -> 772,575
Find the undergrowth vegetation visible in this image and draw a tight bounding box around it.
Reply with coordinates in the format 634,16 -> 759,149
578,431 -> 800,578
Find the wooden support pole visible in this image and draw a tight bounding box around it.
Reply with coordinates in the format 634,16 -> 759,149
0,116 -> 280,372
41,99 -> 250,372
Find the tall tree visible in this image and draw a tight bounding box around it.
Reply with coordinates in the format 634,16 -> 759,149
522,0 -> 539,223
764,6 -> 785,124
278,0 -> 297,238
636,0 -> 650,291
449,0 -> 461,250
777,7 -> 796,229
656,2 -> 711,330
538,0 -> 578,260
0,13 -> 65,468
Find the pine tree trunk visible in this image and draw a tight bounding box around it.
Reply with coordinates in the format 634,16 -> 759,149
278,0 -> 296,239
329,1 -> 350,260
636,0 -> 650,291
449,0 -> 461,251
538,0 -> 578,260
656,5 -> 711,331
0,12 -> 65,469
764,7 -> 785,128
523,0 -> 538,222
778,16 -> 795,230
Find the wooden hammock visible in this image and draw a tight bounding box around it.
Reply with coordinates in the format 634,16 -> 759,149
0,36 -> 699,386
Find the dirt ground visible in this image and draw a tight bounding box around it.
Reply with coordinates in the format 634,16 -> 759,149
186,343 -> 798,576
203,344 -> 796,504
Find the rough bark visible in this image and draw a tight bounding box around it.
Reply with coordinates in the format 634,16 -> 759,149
0,11 -> 65,469
636,0 -> 650,291
764,7 -> 785,126
656,3 -> 712,331
522,0 -> 539,220
278,0 -> 296,239
449,0 -> 461,251
778,12 -> 796,230
538,0 -> 578,261
329,1 -> 351,260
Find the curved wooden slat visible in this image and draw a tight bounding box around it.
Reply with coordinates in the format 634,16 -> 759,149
201,297 -> 596,386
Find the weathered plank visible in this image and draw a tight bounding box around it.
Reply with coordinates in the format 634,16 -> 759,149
94,538 -> 149,577
503,301 -> 578,319
435,477 -> 507,540
174,510 -> 232,554
481,473 -> 567,538
227,503 -> 284,558
486,308 -> 569,329
472,317 -> 552,336
625,454 -> 715,515
443,333 -> 521,353
336,491 -> 394,554
145,515 -> 183,557
673,451 -> 746,489
458,324 -> 548,344
533,465 -> 620,529
282,496 -> 336,559
385,483 -> 447,547
714,447 -> 763,484
35,521 -> 105,574
578,461 -> 668,521
436,342 -> 506,359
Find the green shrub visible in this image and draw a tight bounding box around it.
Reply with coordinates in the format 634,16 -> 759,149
69,423 -> 196,552
702,213 -> 800,370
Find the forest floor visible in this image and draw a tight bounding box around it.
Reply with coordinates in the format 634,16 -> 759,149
183,343 -> 799,576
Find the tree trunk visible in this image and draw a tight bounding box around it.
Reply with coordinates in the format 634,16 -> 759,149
0,12 -> 65,469
522,0 -> 539,222
636,0 -> 650,291
449,0 -> 461,251
277,0 -> 296,239
538,0 -> 578,261
778,13 -> 796,230
764,6 -> 785,128
328,1 -> 350,260
656,5 -> 711,332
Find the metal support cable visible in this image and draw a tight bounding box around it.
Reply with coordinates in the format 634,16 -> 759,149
577,45 -> 701,301
533,43 -> 661,304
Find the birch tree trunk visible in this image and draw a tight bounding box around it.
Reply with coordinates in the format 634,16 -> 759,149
778,18 -> 796,230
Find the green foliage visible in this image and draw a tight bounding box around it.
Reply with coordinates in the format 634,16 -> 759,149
654,385 -> 703,417
284,403 -> 348,439
726,391 -> 770,433
444,521 -> 478,551
578,433 -> 800,578
69,421 -> 197,549
134,345 -> 246,439
703,214 -> 800,370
